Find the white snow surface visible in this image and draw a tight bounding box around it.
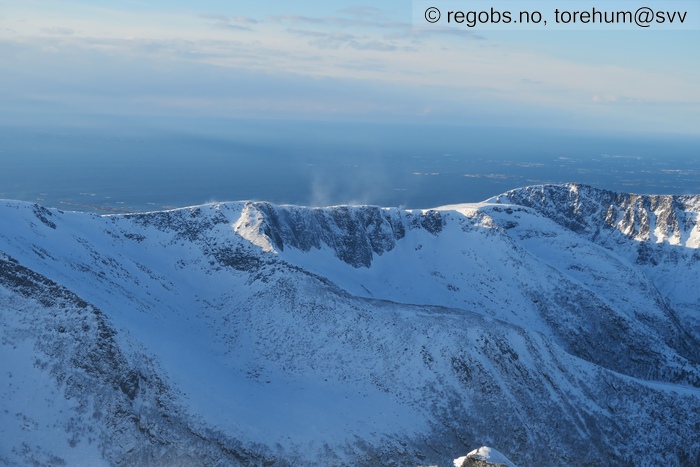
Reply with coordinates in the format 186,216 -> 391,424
454,446 -> 517,466
1,183 -> 700,466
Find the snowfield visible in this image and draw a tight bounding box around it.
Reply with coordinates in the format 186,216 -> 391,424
1,183 -> 699,466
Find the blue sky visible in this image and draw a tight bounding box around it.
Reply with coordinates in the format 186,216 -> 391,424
1,0 -> 699,134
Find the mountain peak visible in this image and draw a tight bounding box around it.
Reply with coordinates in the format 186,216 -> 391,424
2,185 -> 700,465
492,183 -> 700,248
454,446 -> 518,467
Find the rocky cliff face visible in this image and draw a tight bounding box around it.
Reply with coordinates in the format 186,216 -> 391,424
492,183 -> 700,247
1,184 -> 699,466
493,183 -> 700,342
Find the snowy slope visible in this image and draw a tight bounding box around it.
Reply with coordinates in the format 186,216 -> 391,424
492,183 -> 700,343
1,183 -> 700,466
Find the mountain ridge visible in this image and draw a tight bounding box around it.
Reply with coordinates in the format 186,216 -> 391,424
1,183 -> 699,466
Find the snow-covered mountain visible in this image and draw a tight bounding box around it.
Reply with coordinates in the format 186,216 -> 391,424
454,446 -> 517,467
1,183 -> 699,466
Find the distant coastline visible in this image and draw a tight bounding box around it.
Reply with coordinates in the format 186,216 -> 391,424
2,123 -> 698,214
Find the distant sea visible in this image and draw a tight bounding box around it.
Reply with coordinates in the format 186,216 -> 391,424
1,120 -> 698,213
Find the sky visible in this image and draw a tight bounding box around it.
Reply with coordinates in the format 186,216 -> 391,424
0,0 -> 699,135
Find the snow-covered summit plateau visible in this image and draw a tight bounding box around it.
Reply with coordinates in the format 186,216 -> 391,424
1,183 -> 699,466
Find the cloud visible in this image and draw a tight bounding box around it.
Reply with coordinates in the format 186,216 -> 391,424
0,38 -> 462,121
215,23 -> 252,32
199,13 -> 259,32
592,95 -> 643,104
592,95 -> 618,103
1,2 -> 698,135
231,16 -> 259,25
287,29 -> 410,52
401,28 -> 485,41
271,14 -> 325,25
41,27 -> 74,35
338,6 -> 387,19
269,13 -> 405,30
